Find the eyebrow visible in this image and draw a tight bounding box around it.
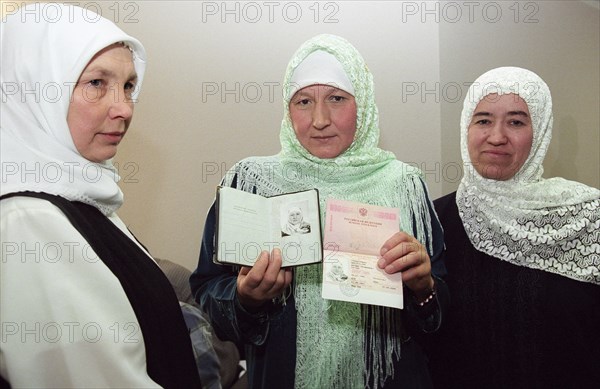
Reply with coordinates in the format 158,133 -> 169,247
472,110 -> 529,117
507,111 -> 529,117
293,90 -> 312,98
83,67 -> 138,82
293,85 -> 346,96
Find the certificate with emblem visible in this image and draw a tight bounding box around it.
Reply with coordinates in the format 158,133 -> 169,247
321,198 -> 403,309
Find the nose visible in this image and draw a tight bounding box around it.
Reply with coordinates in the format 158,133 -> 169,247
487,122 -> 508,145
109,86 -> 134,121
312,101 -> 331,130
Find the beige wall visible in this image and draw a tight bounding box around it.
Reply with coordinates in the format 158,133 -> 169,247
7,1 -> 597,270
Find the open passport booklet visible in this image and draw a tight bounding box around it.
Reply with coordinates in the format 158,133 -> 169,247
215,187 -> 404,308
214,186 -> 323,267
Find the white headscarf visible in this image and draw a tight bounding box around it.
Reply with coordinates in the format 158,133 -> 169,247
457,67 -> 600,284
288,50 -> 355,98
1,3 -> 146,215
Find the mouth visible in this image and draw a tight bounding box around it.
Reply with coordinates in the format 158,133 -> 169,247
482,150 -> 509,157
312,135 -> 336,141
100,132 -> 125,142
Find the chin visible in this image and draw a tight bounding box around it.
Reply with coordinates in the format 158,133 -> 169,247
312,149 -> 342,159
478,167 -> 514,181
86,151 -> 118,163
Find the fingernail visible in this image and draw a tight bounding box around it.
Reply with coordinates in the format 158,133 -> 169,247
377,258 -> 385,268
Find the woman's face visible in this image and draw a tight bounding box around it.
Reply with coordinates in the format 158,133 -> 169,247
467,93 -> 533,181
288,209 -> 303,224
67,44 -> 138,162
289,84 -> 357,159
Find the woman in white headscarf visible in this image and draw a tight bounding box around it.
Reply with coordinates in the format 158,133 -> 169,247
427,66 -> 600,388
0,4 -> 201,387
191,34 -> 448,388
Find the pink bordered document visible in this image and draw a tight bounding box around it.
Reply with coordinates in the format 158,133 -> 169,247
321,198 -> 404,309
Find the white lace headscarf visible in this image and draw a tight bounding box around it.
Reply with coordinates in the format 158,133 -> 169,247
1,3 -> 146,215
222,34 -> 434,388
457,67 -> 600,284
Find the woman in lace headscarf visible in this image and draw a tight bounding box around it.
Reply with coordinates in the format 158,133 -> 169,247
0,4 -> 201,387
427,66 -> 600,388
191,34 -> 448,388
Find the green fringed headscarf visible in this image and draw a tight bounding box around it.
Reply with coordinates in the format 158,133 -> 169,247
222,34 -> 433,388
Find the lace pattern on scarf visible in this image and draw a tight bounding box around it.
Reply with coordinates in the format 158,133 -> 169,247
458,186 -> 599,283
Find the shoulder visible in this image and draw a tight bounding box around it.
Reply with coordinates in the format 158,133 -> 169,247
1,195 -> 71,224
223,156 -> 281,192
233,156 -> 279,171
388,160 -> 425,180
1,195 -> 133,247
1,196 -> 91,270
224,156 -> 277,180
382,160 -> 428,193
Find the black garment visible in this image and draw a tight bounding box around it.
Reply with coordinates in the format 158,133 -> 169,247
2,192 -> 202,389
423,192 -> 600,389
190,174 -> 448,389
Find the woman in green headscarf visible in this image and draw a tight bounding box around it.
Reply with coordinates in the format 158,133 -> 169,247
191,34 -> 447,388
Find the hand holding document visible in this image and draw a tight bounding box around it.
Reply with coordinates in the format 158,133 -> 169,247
322,198 -> 404,309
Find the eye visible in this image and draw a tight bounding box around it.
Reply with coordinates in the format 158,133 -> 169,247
329,95 -> 346,102
124,81 -> 137,99
294,98 -> 311,106
473,119 -> 491,126
79,79 -> 107,100
88,79 -> 103,88
509,119 -> 526,126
